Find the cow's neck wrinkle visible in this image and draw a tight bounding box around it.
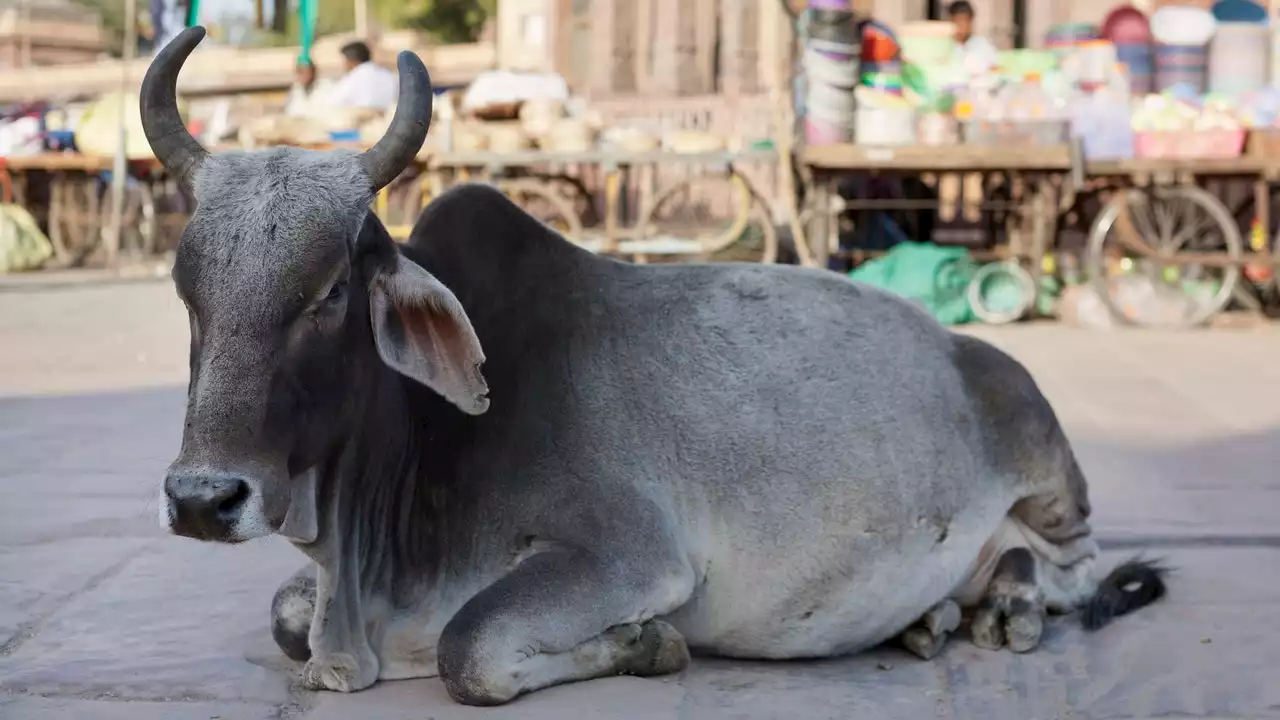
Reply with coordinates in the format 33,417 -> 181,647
300,365 -> 449,607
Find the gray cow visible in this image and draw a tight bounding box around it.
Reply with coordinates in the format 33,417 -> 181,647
149,28 -> 1165,706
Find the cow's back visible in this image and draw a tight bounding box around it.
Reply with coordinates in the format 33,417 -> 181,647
407,188 -> 1031,657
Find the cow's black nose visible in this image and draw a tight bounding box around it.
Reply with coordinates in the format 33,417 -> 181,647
164,472 -> 251,540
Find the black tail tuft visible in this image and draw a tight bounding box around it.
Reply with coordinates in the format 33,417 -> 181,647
1080,557 -> 1168,631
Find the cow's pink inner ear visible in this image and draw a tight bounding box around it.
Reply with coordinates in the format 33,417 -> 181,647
369,257 -> 490,416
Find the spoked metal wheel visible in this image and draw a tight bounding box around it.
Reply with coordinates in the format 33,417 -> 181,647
1086,186 -> 1242,328
498,178 -> 584,241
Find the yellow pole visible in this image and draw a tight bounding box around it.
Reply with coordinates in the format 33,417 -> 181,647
106,0 -> 139,268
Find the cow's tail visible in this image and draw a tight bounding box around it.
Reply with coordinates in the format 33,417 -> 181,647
1079,557 -> 1168,631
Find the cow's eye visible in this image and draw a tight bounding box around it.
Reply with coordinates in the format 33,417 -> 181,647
325,281 -> 347,302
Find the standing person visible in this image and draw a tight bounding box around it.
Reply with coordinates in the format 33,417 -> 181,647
947,1 -> 999,79
322,41 -> 399,112
285,58 -> 334,117
945,0 -> 997,225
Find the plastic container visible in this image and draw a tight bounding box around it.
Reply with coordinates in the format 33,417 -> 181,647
1155,43 -> 1209,94
1103,5 -> 1152,45
805,116 -> 854,144
804,47 -> 861,87
855,106 -> 916,145
807,8 -> 860,46
1072,92 -> 1135,160
1116,42 -> 1154,94
807,81 -> 857,115
1209,22 -> 1270,96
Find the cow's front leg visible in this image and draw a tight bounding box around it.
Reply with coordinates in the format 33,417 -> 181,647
300,562 -> 381,692
437,546 -> 695,706
900,598 -> 962,660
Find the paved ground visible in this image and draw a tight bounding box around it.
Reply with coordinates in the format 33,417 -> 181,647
1,278 -> 1279,720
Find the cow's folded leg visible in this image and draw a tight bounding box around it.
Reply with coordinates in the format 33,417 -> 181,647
437,546 -> 695,706
300,562 -> 381,692
270,564 -> 317,663
900,598 -> 961,660
969,547 -> 1046,653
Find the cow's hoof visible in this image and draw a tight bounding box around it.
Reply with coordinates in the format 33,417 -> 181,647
969,604 -> 1044,653
901,599 -> 961,660
1005,611 -> 1044,653
925,600 -> 962,637
614,620 -> 690,677
970,607 -> 1004,650
301,652 -> 378,693
902,626 -> 946,660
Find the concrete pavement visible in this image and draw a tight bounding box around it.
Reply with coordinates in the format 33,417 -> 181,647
1,280 -> 1279,719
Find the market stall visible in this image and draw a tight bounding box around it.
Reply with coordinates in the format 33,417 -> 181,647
787,1 -> 1280,328
361,86 -> 785,264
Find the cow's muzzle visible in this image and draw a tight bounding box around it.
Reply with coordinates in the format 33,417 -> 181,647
163,470 -> 253,542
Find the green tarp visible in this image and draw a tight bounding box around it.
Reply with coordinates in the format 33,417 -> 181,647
847,241 -> 978,325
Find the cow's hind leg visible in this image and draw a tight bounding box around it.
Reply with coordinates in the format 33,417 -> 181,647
271,564 -> 317,663
900,599 -> 962,660
970,547 -> 1046,653
437,546 -> 695,706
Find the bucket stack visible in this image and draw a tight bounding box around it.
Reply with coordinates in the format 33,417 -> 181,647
1151,4 -> 1217,95
803,0 -> 861,144
1209,1 -> 1270,96
1103,5 -> 1154,95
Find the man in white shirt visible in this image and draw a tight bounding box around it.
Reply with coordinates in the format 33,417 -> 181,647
322,41 -> 399,112
947,1 -> 999,79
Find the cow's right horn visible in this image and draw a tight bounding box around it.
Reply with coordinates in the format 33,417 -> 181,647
140,26 -> 210,184
358,51 -> 433,193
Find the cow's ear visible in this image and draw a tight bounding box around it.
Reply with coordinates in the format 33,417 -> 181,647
369,252 -> 490,415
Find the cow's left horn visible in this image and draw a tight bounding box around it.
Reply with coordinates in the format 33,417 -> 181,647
140,26 -> 209,184
358,52 -> 433,192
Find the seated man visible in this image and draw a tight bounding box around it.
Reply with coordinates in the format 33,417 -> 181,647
284,58 -> 334,118
322,40 -> 398,112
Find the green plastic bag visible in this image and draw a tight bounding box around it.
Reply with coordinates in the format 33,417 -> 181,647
847,241 -> 977,325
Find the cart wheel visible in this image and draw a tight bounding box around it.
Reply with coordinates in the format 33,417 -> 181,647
498,179 -> 583,241
638,172 -> 754,259
542,175 -> 599,228
698,194 -> 779,264
1086,186 -> 1242,328
96,178 -> 157,260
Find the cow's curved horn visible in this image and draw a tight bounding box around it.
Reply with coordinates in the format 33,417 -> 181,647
140,26 -> 209,184
358,51 -> 433,192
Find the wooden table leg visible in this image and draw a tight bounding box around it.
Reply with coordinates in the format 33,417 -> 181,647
1026,177 -> 1058,317
810,175 -> 833,268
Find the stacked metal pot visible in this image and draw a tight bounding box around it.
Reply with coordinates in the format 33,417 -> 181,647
802,1 -> 861,144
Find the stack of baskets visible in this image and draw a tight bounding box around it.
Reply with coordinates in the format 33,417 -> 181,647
1103,5 -> 1154,95
802,0 -> 861,144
